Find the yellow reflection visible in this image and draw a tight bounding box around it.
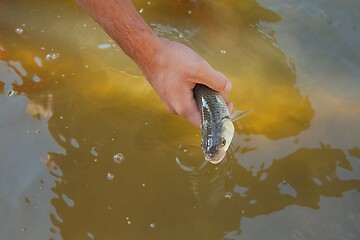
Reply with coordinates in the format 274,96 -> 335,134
0,80 -> 4,94
233,75 -> 314,139
135,0 -> 314,139
349,147 -> 360,160
0,41 -> 8,60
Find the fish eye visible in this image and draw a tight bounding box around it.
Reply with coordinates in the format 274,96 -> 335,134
220,137 -> 226,147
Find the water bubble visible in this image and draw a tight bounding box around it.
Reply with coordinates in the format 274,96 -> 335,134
8,90 -> 18,96
139,8 -> 144,13
87,232 -> 94,239
188,10 -> 192,15
179,33 -> 184,39
113,153 -> 125,164
15,28 -> 24,34
90,147 -> 98,157
149,223 -> 156,228
98,43 -> 111,49
147,1 -> 151,5
107,172 -> 115,181
225,192 -> 233,199
176,144 -> 208,173
220,49 -> 226,54
45,53 -> 60,61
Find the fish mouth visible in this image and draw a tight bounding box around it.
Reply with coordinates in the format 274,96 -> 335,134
205,149 -> 226,164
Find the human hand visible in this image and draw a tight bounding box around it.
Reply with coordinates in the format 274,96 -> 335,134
77,0 -> 232,126
141,39 -> 233,127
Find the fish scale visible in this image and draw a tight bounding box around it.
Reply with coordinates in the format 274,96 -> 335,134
194,84 -> 233,163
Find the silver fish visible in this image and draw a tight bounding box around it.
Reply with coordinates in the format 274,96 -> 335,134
194,84 -> 234,164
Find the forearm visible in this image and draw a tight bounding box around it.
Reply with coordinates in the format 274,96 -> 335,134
78,0 -> 232,127
77,0 -> 162,74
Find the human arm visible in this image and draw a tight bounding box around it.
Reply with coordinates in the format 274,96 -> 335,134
77,0 -> 232,127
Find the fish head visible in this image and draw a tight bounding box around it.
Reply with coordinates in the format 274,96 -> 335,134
203,118 -> 234,164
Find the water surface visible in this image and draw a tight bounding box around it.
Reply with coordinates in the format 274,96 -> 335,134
0,0 -> 359,239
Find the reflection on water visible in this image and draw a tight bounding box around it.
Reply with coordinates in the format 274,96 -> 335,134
0,0 -> 359,239
0,81 -> 4,94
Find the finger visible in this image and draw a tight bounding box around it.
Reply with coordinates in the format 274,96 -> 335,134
185,108 -> 201,128
226,101 -> 234,115
220,92 -> 228,102
196,64 -> 232,94
174,90 -> 201,128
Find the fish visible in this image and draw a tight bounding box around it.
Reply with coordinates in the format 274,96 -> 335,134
194,84 -> 235,164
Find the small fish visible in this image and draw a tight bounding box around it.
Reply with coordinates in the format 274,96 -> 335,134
194,84 -> 235,164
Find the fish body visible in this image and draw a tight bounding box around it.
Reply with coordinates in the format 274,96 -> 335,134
193,84 -> 234,164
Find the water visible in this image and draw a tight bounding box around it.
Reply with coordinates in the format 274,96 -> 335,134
45,53 -> 60,61
113,153 -> 125,164
0,0 -> 359,239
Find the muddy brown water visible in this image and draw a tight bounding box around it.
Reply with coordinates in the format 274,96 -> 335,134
0,0 -> 359,239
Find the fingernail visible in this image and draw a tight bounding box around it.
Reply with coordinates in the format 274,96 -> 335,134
225,81 -> 232,92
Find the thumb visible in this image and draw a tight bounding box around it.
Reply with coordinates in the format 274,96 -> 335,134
197,65 -> 232,95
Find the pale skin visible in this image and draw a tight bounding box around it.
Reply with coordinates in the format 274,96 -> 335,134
77,0 -> 233,127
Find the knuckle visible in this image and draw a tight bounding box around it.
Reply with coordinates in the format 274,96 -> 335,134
177,107 -> 187,117
194,61 -> 207,78
165,104 -> 176,115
